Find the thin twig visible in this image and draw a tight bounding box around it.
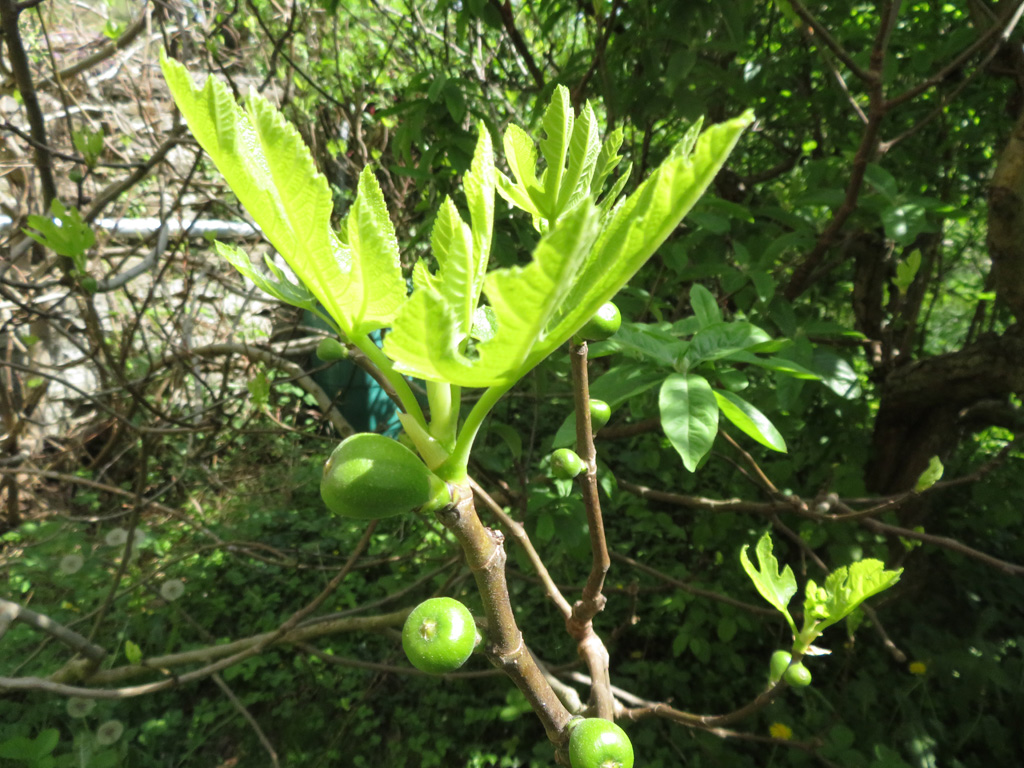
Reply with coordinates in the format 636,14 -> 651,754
720,431 -> 779,494
470,477 -> 573,618
0,0 -> 57,204
212,673 -> 280,768
39,609 -> 412,689
857,517 -> 1024,576
567,339 -> 614,720
52,8 -> 150,82
611,553 -> 778,617
489,0 -> 545,89
786,0 -> 874,83
0,599 -> 107,660
886,0 -> 1024,109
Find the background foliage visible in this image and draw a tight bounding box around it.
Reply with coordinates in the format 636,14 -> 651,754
1,1 -> 1022,766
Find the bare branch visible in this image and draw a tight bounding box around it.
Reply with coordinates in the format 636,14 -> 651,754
857,516 -> 1024,575
53,8 -> 150,83
0,0 -> 57,204
0,598 -> 107,660
786,0 -> 874,83
488,0 -> 545,90
611,553 -> 778,618
886,0 -> 1024,110
435,485 -> 574,744
470,476 -> 573,618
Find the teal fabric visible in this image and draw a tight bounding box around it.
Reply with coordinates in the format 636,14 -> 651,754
304,311 -> 400,435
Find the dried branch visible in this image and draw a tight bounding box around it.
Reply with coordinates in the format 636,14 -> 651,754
619,479 -> 786,515
0,598 -> 107,660
2,608 -> 410,693
857,516 -> 1024,575
0,0 -> 57,204
621,678 -> 789,728
212,673 -> 280,768
488,0 -> 545,90
155,341 -> 356,438
886,0 -> 1024,109
620,474 -> 1024,577
610,553 -> 778,618
786,0 -> 874,83
52,8 -> 150,82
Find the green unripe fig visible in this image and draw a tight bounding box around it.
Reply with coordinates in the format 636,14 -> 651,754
576,302 -> 622,342
784,661 -> 812,687
551,448 -> 586,479
316,337 -> 348,362
320,433 -> 447,519
589,399 -> 611,432
568,717 -> 634,768
769,650 -> 792,683
402,597 -> 478,674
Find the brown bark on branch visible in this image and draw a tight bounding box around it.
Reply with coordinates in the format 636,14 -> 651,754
0,0 -> 56,205
988,106 -> 1024,321
489,0 -> 545,90
435,485 -> 574,744
0,599 -> 107,661
567,339 -> 614,720
866,334 -> 1024,492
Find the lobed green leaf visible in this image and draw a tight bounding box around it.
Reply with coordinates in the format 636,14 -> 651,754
802,559 -> 903,635
386,202 -> 600,387
740,532 -> 798,634
545,111 -> 756,355
538,85 -> 572,217
160,54 -> 404,337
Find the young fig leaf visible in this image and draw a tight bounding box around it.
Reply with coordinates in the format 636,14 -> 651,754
740,532 -> 798,634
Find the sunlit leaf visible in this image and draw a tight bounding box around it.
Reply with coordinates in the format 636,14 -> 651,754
659,373 -> 719,471
740,532 -> 798,634
915,455 -> 944,491
714,389 -> 787,452
690,284 -> 722,327
160,54 -> 405,337
802,560 -> 902,636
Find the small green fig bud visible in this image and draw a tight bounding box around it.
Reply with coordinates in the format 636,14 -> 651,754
589,399 -> 611,431
316,337 -> 348,362
576,301 -> 622,342
769,650 -> 792,683
784,661 -> 812,687
551,448 -> 586,479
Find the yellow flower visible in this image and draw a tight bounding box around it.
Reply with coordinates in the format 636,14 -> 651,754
909,661 -> 927,676
769,722 -> 793,741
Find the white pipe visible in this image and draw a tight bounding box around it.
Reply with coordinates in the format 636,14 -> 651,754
0,214 -> 260,239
